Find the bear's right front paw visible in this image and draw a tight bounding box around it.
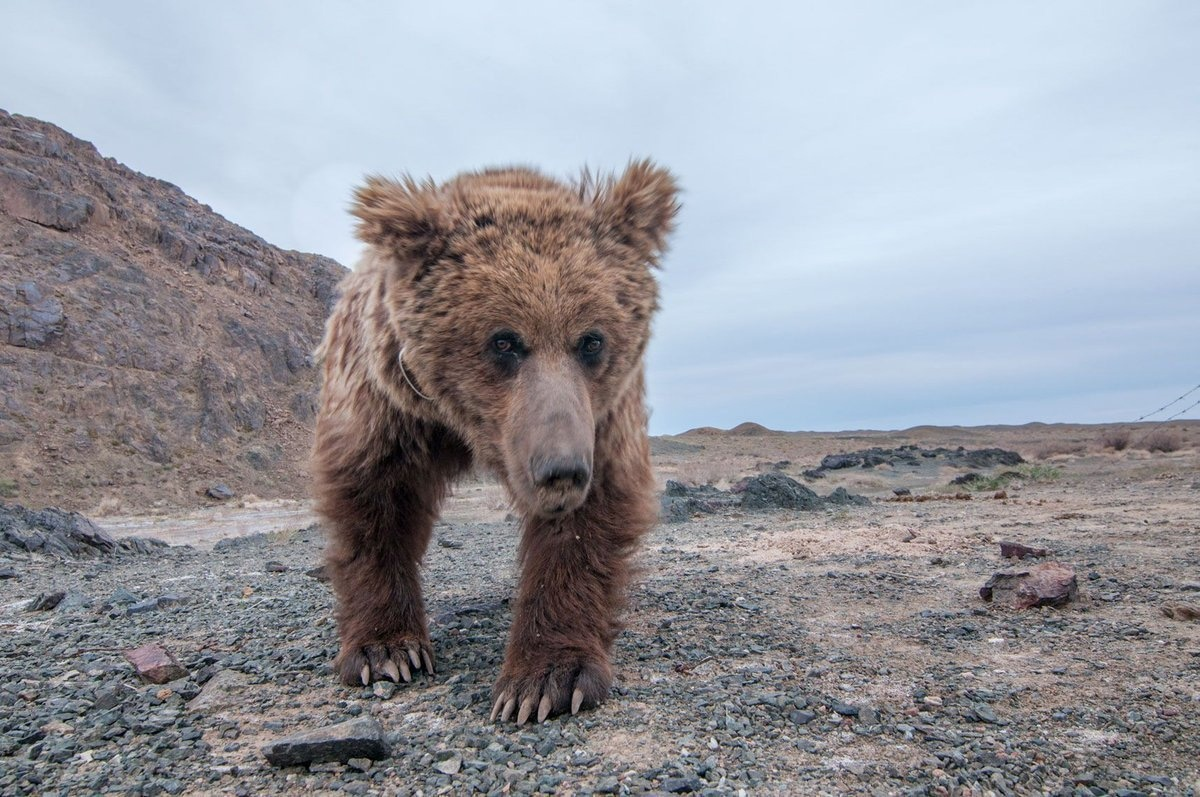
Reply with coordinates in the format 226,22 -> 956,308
336,638 -> 435,686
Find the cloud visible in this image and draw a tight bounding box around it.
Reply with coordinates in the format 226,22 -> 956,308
2,1 -> 1197,434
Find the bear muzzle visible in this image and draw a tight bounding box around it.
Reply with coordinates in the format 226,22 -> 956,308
506,359 -> 596,518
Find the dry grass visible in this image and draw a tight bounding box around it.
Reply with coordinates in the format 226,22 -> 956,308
673,463 -> 738,487
1140,428 -> 1184,453
1035,441 -> 1087,459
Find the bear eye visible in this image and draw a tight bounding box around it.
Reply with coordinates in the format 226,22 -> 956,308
577,332 -> 605,366
488,330 -> 526,375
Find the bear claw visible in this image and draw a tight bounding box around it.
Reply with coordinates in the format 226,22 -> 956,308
344,639 -> 434,686
489,683 -> 591,724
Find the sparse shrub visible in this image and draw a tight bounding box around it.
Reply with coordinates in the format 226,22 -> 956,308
1099,428 -> 1131,451
0,478 -> 17,499
1141,428 -> 1183,453
1035,442 -> 1086,459
958,464 -> 1062,492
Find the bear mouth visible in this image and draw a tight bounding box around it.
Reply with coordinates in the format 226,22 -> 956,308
527,478 -> 591,519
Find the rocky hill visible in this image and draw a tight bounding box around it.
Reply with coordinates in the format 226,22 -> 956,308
0,110 -> 346,511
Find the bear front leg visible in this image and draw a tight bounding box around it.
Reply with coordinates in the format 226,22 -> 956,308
316,417 -> 469,687
491,430 -> 657,723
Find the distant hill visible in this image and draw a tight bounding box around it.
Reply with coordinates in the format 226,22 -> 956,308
0,109 -> 346,511
681,422 -> 779,436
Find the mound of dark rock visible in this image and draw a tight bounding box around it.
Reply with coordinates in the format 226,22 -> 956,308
0,502 -> 165,558
803,445 -> 1024,479
660,474 -> 869,523
659,481 -> 740,523
732,472 -> 823,511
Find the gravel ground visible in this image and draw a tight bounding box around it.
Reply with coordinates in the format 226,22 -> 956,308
2,458 -> 1199,795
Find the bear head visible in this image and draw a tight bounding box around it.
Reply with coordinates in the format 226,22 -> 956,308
350,161 -> 678,519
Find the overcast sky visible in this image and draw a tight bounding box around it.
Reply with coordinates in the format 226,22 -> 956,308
3,2 -> 1198,434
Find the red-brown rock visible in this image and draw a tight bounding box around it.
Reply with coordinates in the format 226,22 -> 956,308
980,562 -> 1077,609
999,541 -> 1050,559
123,643 -> 188,684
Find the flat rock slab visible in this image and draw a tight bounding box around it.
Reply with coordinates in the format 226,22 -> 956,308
1161,604 -> 1200,621
124,643 -> 189,684
187,669 -> 251,713
980,562 -> 1078,609
261,717 -> 388,767
999,541 -> 1050,559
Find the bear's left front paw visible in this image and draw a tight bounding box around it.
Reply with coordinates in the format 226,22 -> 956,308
489,654 -> 612,724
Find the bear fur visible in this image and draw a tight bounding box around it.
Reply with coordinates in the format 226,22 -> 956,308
312,161 -> 678,724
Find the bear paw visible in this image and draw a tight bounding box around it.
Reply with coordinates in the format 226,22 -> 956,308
336,638 -> 434,687
489,657 -> 611,724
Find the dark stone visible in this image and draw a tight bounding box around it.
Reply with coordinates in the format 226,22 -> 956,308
205,483 -> 235,501
26,591 -> 65,611
960,448 -> 1025,468
819,453 -> 862,470
305,564 -> 330,582
826,486 -> 871,506
662,777 -> 704,793
951,472 -> 982,485
261,717 -> 388,767
265,560 -> 289,573
0,503 -> 119,558
659,481 -> 738,523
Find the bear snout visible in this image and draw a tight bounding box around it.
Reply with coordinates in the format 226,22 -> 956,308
533,456 -> 591,492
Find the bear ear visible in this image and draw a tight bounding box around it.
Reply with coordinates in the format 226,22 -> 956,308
587,159 -> 680,266
351,175 -> 446,275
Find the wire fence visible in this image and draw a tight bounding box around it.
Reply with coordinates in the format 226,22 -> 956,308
1127,381 -> 1200,450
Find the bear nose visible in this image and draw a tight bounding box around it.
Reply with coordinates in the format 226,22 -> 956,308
533,457 -> 591,491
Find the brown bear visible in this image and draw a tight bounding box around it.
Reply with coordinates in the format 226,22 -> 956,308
312,161 -> 678,724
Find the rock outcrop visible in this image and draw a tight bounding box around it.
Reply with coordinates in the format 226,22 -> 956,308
0,109 -> 346,509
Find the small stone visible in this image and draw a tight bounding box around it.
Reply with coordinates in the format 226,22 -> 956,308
1161,604 -> 1200,621
999,541 -> 1049,559
261,717 -> 388,767
833,703 -> 859,716
107,588 -> 140,606
26,591 -> 65,611
346,757 -> 372,772
0,566 -> 16,578
306,565 -> 330,582
372,681 -> 397,700
94,683 -> 138,710
265,561 -> 289,573
594,777 -> 620,794
206,483 -> 235,500
922,695 -> 943,707
127,597 -> 163,615
434,751 -> 462,775
789,709 -> 817,725
973,704 -> 1000,723
188,669 -> 250,712
662,776 -> 703,793
124,643 -> 188,684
